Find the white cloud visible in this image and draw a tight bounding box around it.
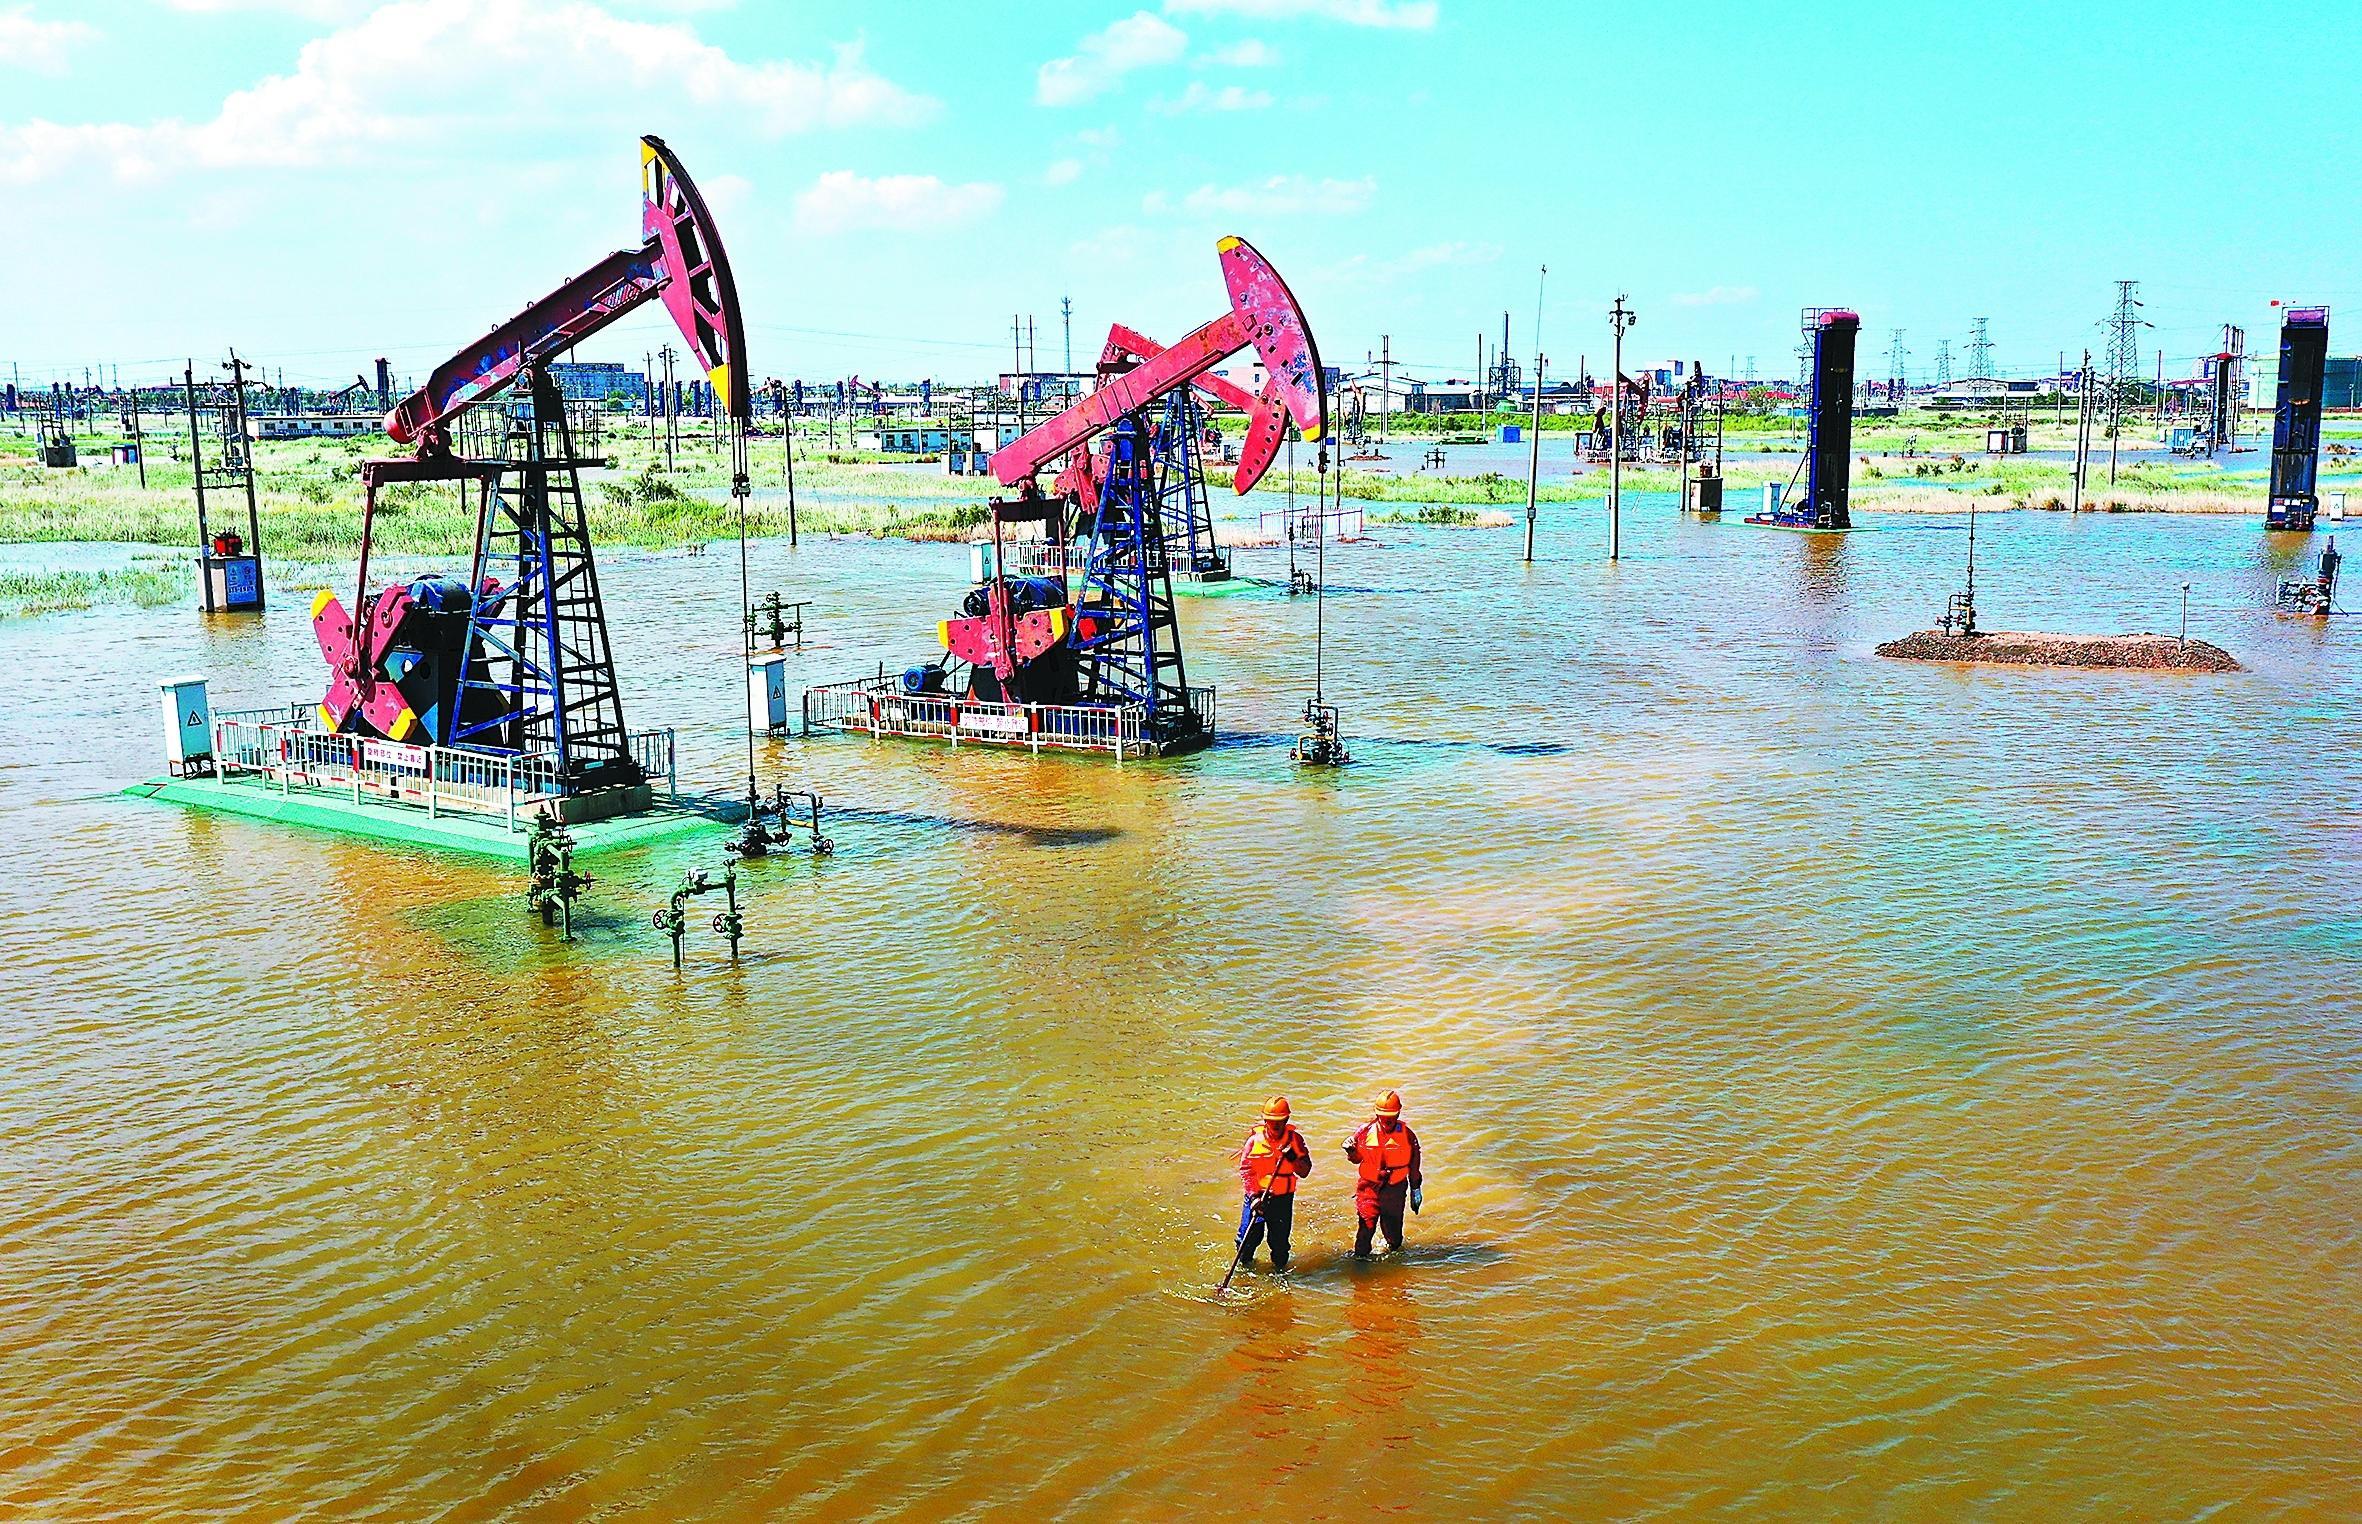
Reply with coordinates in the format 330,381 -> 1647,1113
1166,0 -> 1436,28
794,169 -> 1003,234
1152,81 -> 1272,114
1044,157 -> 1083,186
1207,38 -> 1277,65
1150,173 -> 1374,218
0,0 -> 933,184
0,4 -> 95,72
1670,284 -> 1759,308
1036,11 -> 1187,107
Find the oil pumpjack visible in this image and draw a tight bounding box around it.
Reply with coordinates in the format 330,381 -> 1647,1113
1748,308 -> 1860,531
805,235 -> 1325,758
2267,306 -> 2330,532
308,135 -> 747,811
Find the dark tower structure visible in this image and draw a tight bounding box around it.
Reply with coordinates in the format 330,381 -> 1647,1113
1805,310 -> 1862,529
2268,306 -> 2330,531
1752,308 -> 1860,529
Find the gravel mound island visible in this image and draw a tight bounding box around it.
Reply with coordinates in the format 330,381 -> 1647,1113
1875,629 -> 2243,672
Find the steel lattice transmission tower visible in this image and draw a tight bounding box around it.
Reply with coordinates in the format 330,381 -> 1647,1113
1934,339 -> 1954,388
1887,328 -> 1909,400
1967,317 -> 1994,380
2102,280 -> 2147,432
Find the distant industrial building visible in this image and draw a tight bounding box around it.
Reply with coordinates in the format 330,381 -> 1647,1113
245,413 -> 378,440
856,423 -> 973,454
1921,377 -> 2049,410
2328,356 -> 2362,408
548,361 -> 648,406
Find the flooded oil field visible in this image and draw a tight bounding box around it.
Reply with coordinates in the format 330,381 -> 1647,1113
3,500 -> 2359,1518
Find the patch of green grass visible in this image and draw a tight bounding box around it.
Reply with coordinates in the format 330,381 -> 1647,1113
0,564 -> 184,617
1370,504 -> 1484,526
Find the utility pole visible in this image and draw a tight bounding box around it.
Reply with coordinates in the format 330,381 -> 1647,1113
1061,295 -> 1073,375
1379,334 -> 1391,451
2071,348 -> 2091,513
777,382 -> 799,549
221,350 -> 261,557
2057,350 -> 2066,423
129,381 -> 146,488
1523,266 -> 1547,564
658,344 -> 679,471
1608,294 -> 1635,561
186,362 -> 214,560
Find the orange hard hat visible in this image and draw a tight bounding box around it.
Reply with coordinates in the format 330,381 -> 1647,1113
1261,1095 -> 1291,1121
1374,1090 -> 1402,1117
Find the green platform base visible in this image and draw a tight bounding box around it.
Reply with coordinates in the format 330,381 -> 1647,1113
124,774 -> 729,861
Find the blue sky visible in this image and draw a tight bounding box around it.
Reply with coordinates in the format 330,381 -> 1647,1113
3,0 -> 2356,394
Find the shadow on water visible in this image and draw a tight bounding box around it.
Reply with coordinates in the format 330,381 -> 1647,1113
1212,731 -> 1572,760
671,792 -> 1120,849
830,805 -> 1120,848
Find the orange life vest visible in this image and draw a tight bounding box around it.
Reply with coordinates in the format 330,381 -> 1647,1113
1351,1121 -> 1415,1187
1242,1126 -> 1305,1195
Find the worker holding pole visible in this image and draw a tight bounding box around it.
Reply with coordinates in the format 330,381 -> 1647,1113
1344,1091 -> 1423,1260
1235,1096 -> 1313,1273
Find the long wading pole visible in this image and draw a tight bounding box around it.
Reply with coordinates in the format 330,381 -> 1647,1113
1217,1184 -> 1275,1296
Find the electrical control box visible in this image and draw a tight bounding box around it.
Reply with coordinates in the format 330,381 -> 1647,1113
748,656 -> 789,734
160,676 -> 213,775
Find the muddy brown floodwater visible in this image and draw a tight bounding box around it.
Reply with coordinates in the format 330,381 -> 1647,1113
3,499 -> 2359,1519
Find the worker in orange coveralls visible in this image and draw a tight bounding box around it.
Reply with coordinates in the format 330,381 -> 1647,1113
1236,1095 -> 1312,1271
1343,1090 -> 1422,1260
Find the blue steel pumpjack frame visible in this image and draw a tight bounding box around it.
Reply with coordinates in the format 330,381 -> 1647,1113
447,366 -> 637,784
1067,410 -> 1201,748
1154,389 -> 1229,579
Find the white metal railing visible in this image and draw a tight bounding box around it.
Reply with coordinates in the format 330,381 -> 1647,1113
629,728 -> 678,796
802,676 -> 1213,758
1002,540 -> 1072,579
209,709 -> 677,828
215,701 -> 314,727
1255,501 -> 1365,541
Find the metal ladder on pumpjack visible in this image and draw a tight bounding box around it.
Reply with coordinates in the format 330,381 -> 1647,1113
1070,412 -> 1198,745
451,367 -> 637,784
